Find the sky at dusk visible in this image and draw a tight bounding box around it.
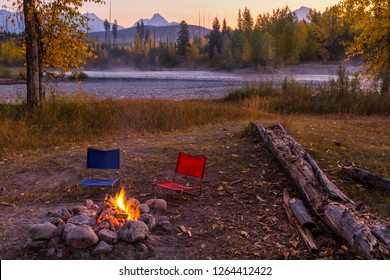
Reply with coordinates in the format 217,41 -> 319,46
80,0 -> 341,28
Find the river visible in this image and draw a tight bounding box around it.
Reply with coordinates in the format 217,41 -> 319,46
0,65 -> 359,101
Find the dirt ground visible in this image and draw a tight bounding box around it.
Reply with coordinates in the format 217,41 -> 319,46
0,121 -> 361,260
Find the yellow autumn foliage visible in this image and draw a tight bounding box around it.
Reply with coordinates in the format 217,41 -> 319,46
339,0 -> 390,94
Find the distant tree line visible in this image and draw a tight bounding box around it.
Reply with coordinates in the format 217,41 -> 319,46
89,6 -> 354,69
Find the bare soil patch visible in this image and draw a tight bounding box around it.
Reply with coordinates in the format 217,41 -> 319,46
0,122 -> 360,259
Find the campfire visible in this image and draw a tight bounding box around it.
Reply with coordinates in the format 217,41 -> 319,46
25,187 -> 171,259
95,187 -> 141,229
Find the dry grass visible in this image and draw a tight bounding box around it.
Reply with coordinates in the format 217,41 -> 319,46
0,95 -> 255,154
225,80 -> 390,115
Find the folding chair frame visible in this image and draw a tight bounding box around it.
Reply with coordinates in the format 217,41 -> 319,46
154,152 -> 206,197
75,148 -> 120,201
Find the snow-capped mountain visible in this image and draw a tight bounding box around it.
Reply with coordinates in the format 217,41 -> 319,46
132,13 -> 179,27
0,9 -> 24,33
82,13 -> 125,32
293,6 -> 312,22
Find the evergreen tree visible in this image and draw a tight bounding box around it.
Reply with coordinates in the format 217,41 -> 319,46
237,9 -> 243,30
242,7 -> 254,34
140,20 -> 145,43
136,22 -> 141,35
103,19 -> 110,42
208,17 -> 223,58
144,27 -> 150,46
112,19 -> 118,46
177,20 -> 189,56
136,20 -> 145,44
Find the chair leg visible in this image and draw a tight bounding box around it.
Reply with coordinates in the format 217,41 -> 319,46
75,184 -> 82,201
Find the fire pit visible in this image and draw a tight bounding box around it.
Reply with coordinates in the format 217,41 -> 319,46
25,187 -> 173,259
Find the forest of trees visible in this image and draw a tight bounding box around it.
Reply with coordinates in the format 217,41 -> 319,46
84,6 -> 355,70
1,5 -> 354,70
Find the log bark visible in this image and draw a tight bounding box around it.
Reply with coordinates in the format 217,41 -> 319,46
289,197 -> 317,231
24,0 -> 42,108
282,189 -> 319,255
343,166 -> 390,192
255,123 -> 390,259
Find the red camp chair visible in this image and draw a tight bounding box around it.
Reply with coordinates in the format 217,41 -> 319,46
155,152 -> 207,196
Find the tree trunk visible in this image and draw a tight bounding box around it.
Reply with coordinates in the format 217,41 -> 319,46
23,0 -> 41,108
255,123 -> 390,259
343,165 -> 390,192
380,70 -> 390,95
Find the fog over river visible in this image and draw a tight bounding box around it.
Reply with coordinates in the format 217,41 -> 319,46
0,64 -> 359,101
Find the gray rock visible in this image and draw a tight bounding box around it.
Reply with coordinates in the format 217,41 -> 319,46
61,208 -> 72,219
62,222 -> 77,239
47,247 -> 57,257
156,216 -> 173,233
28,222 -> 57,240
56,248 -> 64,258
135,242 -> 149,260
145,199 -> 167,216
65,225 -> 99,249
72,206 -> 88,214
91,204 -> 99,211
53,218 -> 65,237
24,240 -> 48,250
85,199 -> 94,209
49,212 -> 67,221
49,236 -> 63,247
139,214 -> 157,231
49,217 -> 65,226
67,211 -> 96,226
138,204 -> 150,214
119,220 -> 149,243
92,241 -> 113,255
128,197 -> 141,207
97,229 -> 119,244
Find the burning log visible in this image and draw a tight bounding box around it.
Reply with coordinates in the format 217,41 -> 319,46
115,213 -> 129,219
342,165 -> 390,192
255,123 -> 390,259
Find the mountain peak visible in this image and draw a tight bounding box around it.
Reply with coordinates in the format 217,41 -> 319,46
293,6 -> 312,21
132,13 -> 171,27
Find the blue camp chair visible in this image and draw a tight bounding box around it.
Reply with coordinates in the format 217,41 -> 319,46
76,147 -> 120,200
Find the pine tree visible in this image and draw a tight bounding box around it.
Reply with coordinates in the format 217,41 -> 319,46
177,20 -> 190,56
208,17 -> 223,58
104,19 -> 110,43
112,19 -> 118,46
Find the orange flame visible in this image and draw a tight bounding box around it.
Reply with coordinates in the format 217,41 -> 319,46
95,187 -> 141,228
109,187 -> 140,221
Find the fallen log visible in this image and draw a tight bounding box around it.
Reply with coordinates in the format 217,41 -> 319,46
255,123 -> 389,259
289,197 -> 318,232
282,189 -> 319,255
343,165 -> 390,192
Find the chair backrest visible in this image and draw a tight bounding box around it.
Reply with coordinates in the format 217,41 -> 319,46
175,152 -> 206,179
86,148 -> 120,169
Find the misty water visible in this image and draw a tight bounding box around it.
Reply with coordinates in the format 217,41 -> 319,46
0,65 -> 358,101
